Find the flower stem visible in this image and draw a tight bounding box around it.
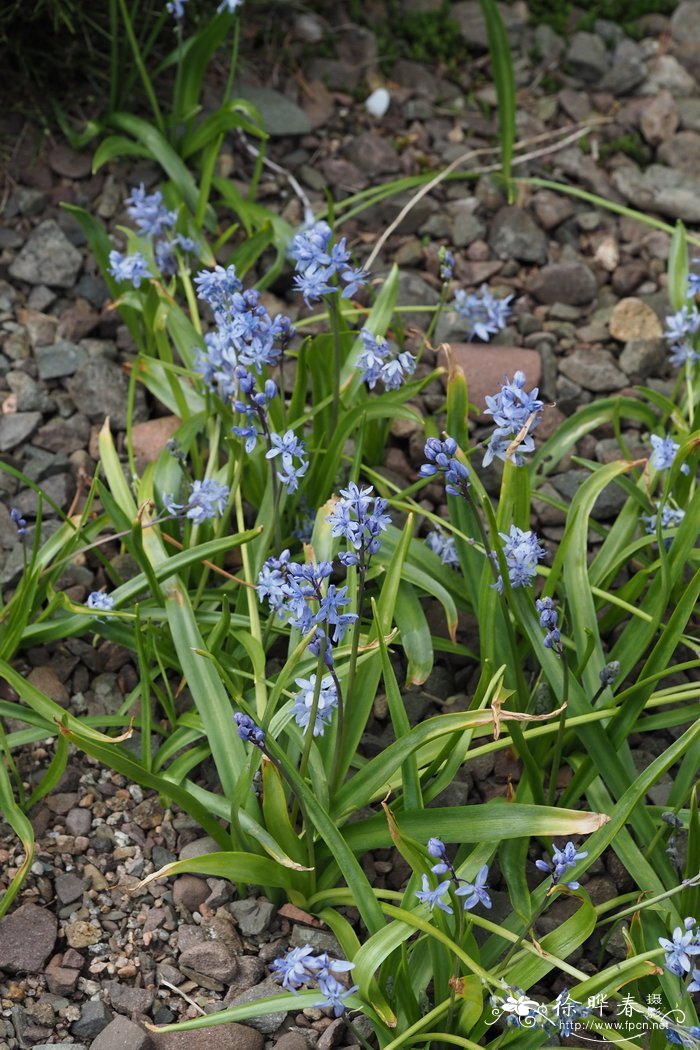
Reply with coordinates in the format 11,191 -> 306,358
329,293 -> 342,434
546,653 -> 569,806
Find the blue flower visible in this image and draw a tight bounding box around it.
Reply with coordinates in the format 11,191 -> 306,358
535,597 -> 561,653
415,873 -> 453,914
266,429 -> 309,493
453,283 -> 513,342
289,220 -> 369,305
125,183 -> 177,238
108,250 -> 151,288
87,591 -> 115,613
664,306 -> 700,345
270,945 -> 356,1015
455,864 -> 492,910
483,372 -> 543,468
536,841 -> 588,889
641,503 -> 685,535
291,674 -> 338,736
164,478 -> 230,524
195,264 -> 243,311
420,437 -> 470,498
326,482 -> 391,563
650,434 -> 686,472
233,712 -> 266,749
439,247 -> 455,283
218,0 -> 243,13
166,0 -> 188,16
688,966 -> 700,992
10,508 -> 27,541
425,529 -> 460,568
659,924 -> 700,977
495,526 -> 546,591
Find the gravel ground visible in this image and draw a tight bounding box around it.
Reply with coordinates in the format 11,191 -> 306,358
0,0 -> 697,1046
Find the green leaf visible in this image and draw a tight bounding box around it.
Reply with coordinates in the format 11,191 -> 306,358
479,0 -> 516,193
668,221 -> 689,311
394,581 -> 433,686
0,761 -> 34,917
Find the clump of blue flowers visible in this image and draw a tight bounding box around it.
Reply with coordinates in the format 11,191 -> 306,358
10,508 -> 27,541
420,838 -> 492,913
641,502 -> 685,535
420,437 -> 470,498
535,840 -> 588,890
108,250 -> 152,288
289,220 -> 369,306
87,591 -> 115,613
234,712 -> 266,749
425,528 -> 459,568
357,329 -> 416,391
659,918 -> 700,978
257,553 -> 357,667
650,434 -> 688,474
494,525 -> 546,592
535,597 -> 561,654
483,372 -> 544,468
290,674 -> 338,736
164,478 -> 230,524
326,482 -> 391,568
664,306 -> 700,367
453,283 -> 513,342
270,945 -> 358,1016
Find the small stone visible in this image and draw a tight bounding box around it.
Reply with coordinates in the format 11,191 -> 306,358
235,84 -> 312,137
229,898 -> 276,937
91,1015 -> 152,1050
35,341 -> 87,380
531,190 -> 576,230
642,54 -> 698,98
151,1023 -> 264,1050
640,90 -> 679,145
600,38 -> 646,96
173,875 -> 210,912
657,130 -> 700,174
33,413 -> 91,453
9,219 -> 82,288
71,1000 -> 114,1040
55,872 -> 86,906
65,919 -> 102,948
346,132 -> 399,177
612,262 -> 647,296
178,941 -> 239,984
566,32 -> 609,83
619,339 -> 666,380
27,666 -> 69,706
529,263 -> 597,305
613,163 -> 700,223
130,416 -> 181,464
0,902 -> 57,973
290,925 -> 344,955
66,357 -> 146,429
452,0 -> 524,50
365,87 -> 391,118
48,144 -> 93,179
0,411 -> 42,452
609,297 -> 663,341
272,1035 -> 309,1050
179,835 -> 222,861
488,206 -> 548,264
16,308 -> 60,348
104,981 -> 155,1016
558,349 -> 627,392
66,807 -> 93,836
44,956 -> 81,996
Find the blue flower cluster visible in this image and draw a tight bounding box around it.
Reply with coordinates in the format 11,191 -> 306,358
535,597 -> 561,653
230,367 -> 309,493
641,503 -> 685,535
535,840 -> 588,890
167,1 -> 243,22
290,674 -> 338,736
420,437 -> 470,498
666,1023 -> 700,1048
234,712 -> 266,749
650,433 -> 690,475
483,372 -> 544,468
357,328 -> 416,391
494,525 -> 546,593
418,838 -> 492,914
87,591 -> 115,613
108,184 -> 198,287
659,918 -> 700,980
453,283 -> 513,342
108,250 -> 152,288
194,265 -> 294,392
164,478 -> 230,524
289,220 -> 369,306
325,482 -> 391,567
664,306 -> 700,367
270,945 -> 358,1016
439,246 -> 455,283
10,508 -> 27,541
257,552 -> 357,666
425,529 -> 459,568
